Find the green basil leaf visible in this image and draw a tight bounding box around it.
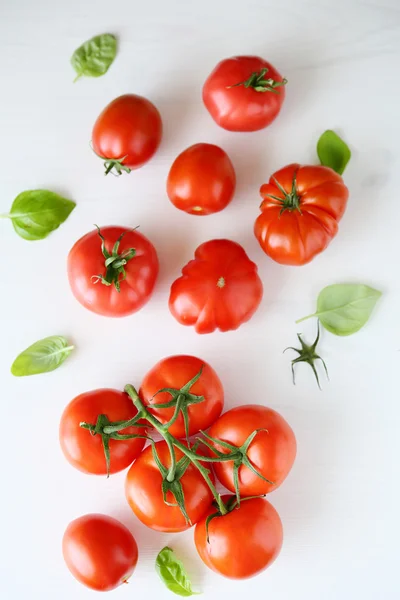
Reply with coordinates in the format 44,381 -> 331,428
1,190 -> 75,241
71,33 -> 117,81
11,336 -> 74,377
297,284 -> 382,336
156,547 -> 199,597
317,130 -> 351,175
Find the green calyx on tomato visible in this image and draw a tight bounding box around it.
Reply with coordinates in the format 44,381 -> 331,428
204,495 -> 264,543
92,146 -> 132,176
150,366 -> 206,442
200,428 -> 274,504
267,172 -> 301,215
80,412 -> 147,477
91,225 -> 136,292
79,367 -> 275,524
284,321 -> 329,389
228,67 -> 287,93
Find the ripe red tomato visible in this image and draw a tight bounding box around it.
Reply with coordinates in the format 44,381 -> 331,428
59,389 -> 146,475
92,94 -> 162,174
203,56 -> 286,132
208,405 -> 296,496
167,143 -> 236,215
67,226 -> 159,317
63,514 -> 138,591
125,440 -> 214,532
254,163 -> 349,265
169,239 -> 263,334
195,496 -> 283,579
139,355 -> 224,438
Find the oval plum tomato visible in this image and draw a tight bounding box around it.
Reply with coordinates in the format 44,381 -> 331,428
203,56 -> 286,132
139,355 -> 224,438
208,404 -> 296,496
67,225 -> 159,317
92,94 -> 162,174
125,440 -> 214,532
63,514 -> 138,591
167,143 -> 236,215
169,239 -> 263,334
59,389 -> 146,475
254,163 -> 349,265
195,495 -> 283,579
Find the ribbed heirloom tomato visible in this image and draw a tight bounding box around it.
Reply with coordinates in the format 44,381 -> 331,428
208,404 -> 297,496
254,163 -> 349,265
68,226 -> 159,317
59,389 -> 146,475
92,94 -> 162,174
203,55 -> 286,132
169,239 -> 263,333
63,514 -> 138,591
195,496 -> 283,579
125,440 -> 214,532
139,355 -> 224,438
167,143 -> 236,215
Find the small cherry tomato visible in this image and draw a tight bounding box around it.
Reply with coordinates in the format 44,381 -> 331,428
195,495 -> 283,579
92,94 -> 162,174
62,514 -> 138,591
167,143 -> 236,215
67,226 -> 159,317
59,389 -> 146,475
125,440 -> 214,532
254,163 -> 349,265
203,56 -> 286,132
139,355 -> 224,438
208,404 -> 297,496
169,239 -> 263,334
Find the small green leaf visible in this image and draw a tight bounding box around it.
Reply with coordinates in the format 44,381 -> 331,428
11,336 -> 74,376
317,130 -> 351,175
1,190 -> 75,241
156,547 -> 199,597
297,284 -> 382,336
71,34 -> 117,81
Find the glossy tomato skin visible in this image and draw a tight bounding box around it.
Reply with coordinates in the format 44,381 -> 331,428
209,404 -> 296,496
203,56 -> 286,132
68,226 -> 159,317
255,163 -> 349,265
92,94 -> 162,169
139,355 -> 224,438
60,389 -> 146,475
125,440 -> 214,532
63,514 -> 138,591
167,143 -> 236,215
195,496 -> 283,579
169,239 -> 263,334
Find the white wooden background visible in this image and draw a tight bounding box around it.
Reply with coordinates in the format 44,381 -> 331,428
1,0 -> 399,598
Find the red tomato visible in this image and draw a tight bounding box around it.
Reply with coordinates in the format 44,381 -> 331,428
67,226 -> 159,317
92,94 -> 162,174
63,514 -> 138,591
59,389 -> 145,475
254,163 -> 349,265
139,355 -> 224,438
203,56 -> 286,132
195,496 -> 283,579
125,440 -> 214,532
208,405 -> 296,496
167,143 -> 236,215
169,239 -> 263,334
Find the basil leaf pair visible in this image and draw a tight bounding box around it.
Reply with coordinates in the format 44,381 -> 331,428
1,190 -> 75,241
11,336 -> 74,377
156,547 -> 199,597
297,284 -> 382,336
71,33 -> 117,81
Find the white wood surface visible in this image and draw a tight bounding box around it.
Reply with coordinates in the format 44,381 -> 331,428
1,0 -> 399,598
